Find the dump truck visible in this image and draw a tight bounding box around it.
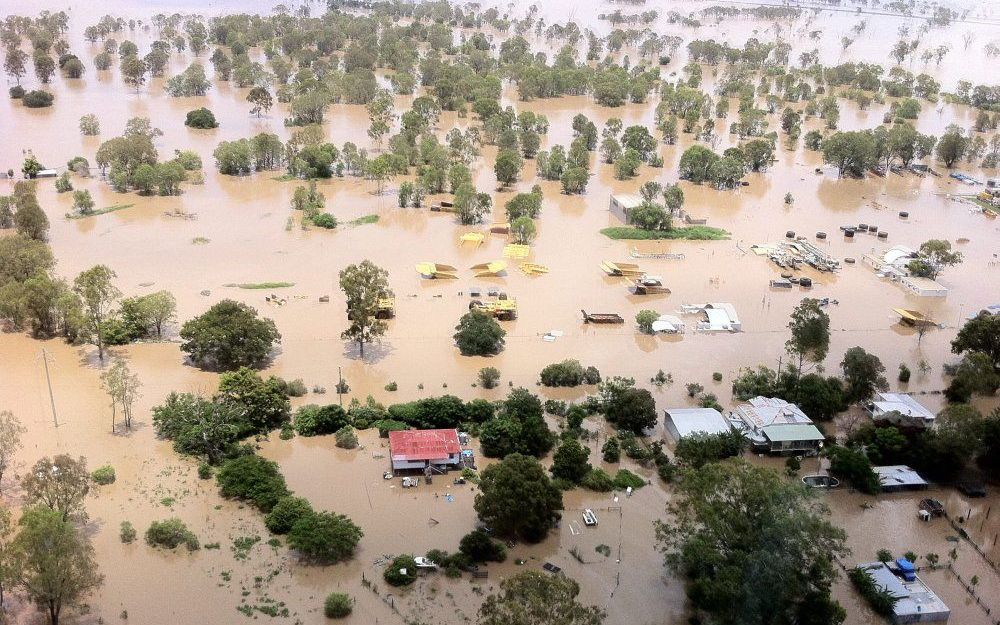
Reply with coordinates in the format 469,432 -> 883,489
470,295 -> 517,320
348,296 -> 395,320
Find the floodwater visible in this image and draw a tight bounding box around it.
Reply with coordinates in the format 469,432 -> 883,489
2,0 -> 1000,624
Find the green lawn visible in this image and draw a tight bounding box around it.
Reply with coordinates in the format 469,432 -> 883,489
65,204 -> 134,219
600,225 -> 729,241
224,282 -> 296,289
347,214 -> 379,226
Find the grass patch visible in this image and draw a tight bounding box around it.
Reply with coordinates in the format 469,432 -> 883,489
600,225 -> 729,240
224,282 -> 295,289
347,214 -> 379,226
271,174 -> 296,182
65,204 -> 134,219
192,236 -> 211,244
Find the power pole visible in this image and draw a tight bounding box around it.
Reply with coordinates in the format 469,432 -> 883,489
338,366 -> 344,407
39,348 -> 58,427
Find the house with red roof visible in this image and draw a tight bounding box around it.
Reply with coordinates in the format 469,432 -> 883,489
388,428 -> 463,473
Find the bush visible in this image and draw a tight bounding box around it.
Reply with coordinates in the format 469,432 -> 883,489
92,465 -> 116,485
612,469 -> 646,490
22,90 -> 54,108
216,455 -> 290,512
712,372 -> 723,382
459,529 -> 507,563
324,593 -> 353,618
284,378 -> 308,397
295,404 -> 350,436
334,426 -> 359,449
197,463 -> 212,480
9,85 -> 25,99
120,521 -> 137,543
288,511 -> 363,563
454,311 -> 505,355
383,554 -> 419,586
849,566 -> 899,616
311,212 -> 337,228
478,366 -> 501,389
580,468 -> 614,492
184,107 -> 218,129
898,364 -> 911,383
265,496 -> 314,534
544,399 -> 567,416
539,359 -> 588,387
826,445 -> 880,494
675,431 -> 746,468
384,381 -> 398,392
601,437 -> 621,463
146,518 -> 200,551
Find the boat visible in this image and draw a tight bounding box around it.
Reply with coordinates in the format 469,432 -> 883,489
582,509 -> 598,526
470,260 -> 508,277
600,260 -> 644,277
519,262 -> 549,275
582,310 -> 624,324
634,274 -> 670,294
802,475 -> 840,488
415,262 -> 458,279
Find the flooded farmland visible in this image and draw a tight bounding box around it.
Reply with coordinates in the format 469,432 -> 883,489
2,0 -> 1000,624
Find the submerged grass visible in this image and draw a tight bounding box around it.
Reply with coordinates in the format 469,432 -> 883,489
600,225 -> 730,241
224,282 -> 296,289
65,204 -> 135,219
347,214 -> 379,226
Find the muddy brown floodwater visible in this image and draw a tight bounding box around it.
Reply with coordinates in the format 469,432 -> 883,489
2,1 -> 1000,624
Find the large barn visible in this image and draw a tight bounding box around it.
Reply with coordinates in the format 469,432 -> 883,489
388,428 -> 463,473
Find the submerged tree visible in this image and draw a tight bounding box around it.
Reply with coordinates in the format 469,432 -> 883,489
7,506 -> 104,625
100,358 -> 142,431
339,260 -> 391,358
656,460 -> 847,625
0,411 -> 26,495
73,264 -> 121,361
786,299 -> 831,374
478,571 -> 605,625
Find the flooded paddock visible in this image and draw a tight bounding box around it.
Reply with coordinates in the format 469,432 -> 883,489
2,0 -> 1000,624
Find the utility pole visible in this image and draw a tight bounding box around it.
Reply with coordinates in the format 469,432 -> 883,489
39,348 -> 58,427
338,366 -> 344,407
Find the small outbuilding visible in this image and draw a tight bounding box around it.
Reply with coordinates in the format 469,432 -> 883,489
388,429 -> 463,474
875,465 -> 929,492
663,408 -> 732,442
899,276 -> 948,297
609,193 -> 644,223
870,392 -> 935,427
856,561 -> 949,623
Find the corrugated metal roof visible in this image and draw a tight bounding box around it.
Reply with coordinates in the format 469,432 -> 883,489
762,423 -> 824,442
388,429 -> 461,461
664,408 -> 731,438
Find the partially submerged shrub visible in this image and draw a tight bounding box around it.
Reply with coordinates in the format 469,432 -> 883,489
120,521 -> 137,543
216,455 -> 289,512
334,426 -> 359,449
324,593 -> 353,618
264,495 -> 314,535
92,465 -> 116,485
459,530 -> 507,563
383,554 -> 418,586
146,518 -> 199,551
